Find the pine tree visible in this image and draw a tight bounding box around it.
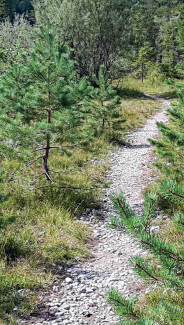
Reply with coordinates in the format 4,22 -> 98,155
135,47 -> 151,83
108,189 -> 184,324
84,66 -> 121,139
0,27 -> 93,184
149,82 -> 184,182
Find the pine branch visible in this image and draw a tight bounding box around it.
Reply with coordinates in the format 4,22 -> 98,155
108,296 -> 137,317
116,196 -> 129,219
111,192 -> 134,220
107,289 -> 138,319
140,239 -> 183,262
33,144 -> 78,152
168,189 -> 184,200
134,262 -> 159,281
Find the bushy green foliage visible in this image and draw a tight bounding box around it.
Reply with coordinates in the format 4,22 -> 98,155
83,67 -> 121,140
108,189 -> 184,324
0,14 -> 34,51
149,81 -> 184,182
0,14 -> 34,75
0,27 -> 95,184
33,0 -> 133,82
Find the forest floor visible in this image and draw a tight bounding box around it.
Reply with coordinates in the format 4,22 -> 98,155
19,96 -> 170,325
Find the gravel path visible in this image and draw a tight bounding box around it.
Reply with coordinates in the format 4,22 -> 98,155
21,97 -> 169,325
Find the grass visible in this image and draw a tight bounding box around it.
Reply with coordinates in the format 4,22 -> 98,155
115,76 -> 178,98
0,148 -> 103,324
119,97 -> 163,132
0,77 -> 173,324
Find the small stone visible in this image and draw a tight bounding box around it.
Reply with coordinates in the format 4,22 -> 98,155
53,286 -> 59,292
150,225 -> 160,235
13,306 -> 18,312
65,277 -> 73,284
38,231 -> 46,236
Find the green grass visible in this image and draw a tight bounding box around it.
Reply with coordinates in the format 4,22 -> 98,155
0,77 -> 171,324
115,76 -> 177,98
0,148 -> 104,323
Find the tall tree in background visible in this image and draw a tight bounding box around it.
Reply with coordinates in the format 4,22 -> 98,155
130,0 -> 183,78
34,0 -> 134,83
0,0 -> 34,23
0,0 -> 16,22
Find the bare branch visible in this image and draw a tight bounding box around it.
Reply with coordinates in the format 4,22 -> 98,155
33,147 -> 46,152
49,144 -> 78,149
33,144 -> 78,152
169,189 -> 184,200
48,169 -> 68,174
30,185 -> 98,191
8,156 -> 42,182
33,139 -> 43,147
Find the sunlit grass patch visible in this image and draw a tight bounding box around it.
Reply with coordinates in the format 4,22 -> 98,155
116,76 -> 177,98
110,96 -> 163,144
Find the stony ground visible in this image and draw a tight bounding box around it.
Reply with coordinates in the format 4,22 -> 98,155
21,96 -> 169,325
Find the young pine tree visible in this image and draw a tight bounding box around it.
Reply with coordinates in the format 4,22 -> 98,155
108,190 -> 184,324
0,28 -> 93,184
135,47 -> 151,83
84,66 -> 121,138
149,83 -> 184,182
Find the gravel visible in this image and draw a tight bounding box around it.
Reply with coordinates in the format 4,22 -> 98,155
20,97 -> 169,325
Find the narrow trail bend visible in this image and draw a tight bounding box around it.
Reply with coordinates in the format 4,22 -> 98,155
22,97 -> 170,325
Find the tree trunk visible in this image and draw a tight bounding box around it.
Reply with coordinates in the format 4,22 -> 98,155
141,63 -> 144,83
43,109 -> 51,181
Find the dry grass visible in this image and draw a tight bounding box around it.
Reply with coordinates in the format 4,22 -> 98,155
119,98 -> 163,132
117,76 -> 177,98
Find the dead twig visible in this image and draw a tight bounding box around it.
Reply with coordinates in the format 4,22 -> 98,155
8,156 -> 42,182
29,185 -> 99,191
